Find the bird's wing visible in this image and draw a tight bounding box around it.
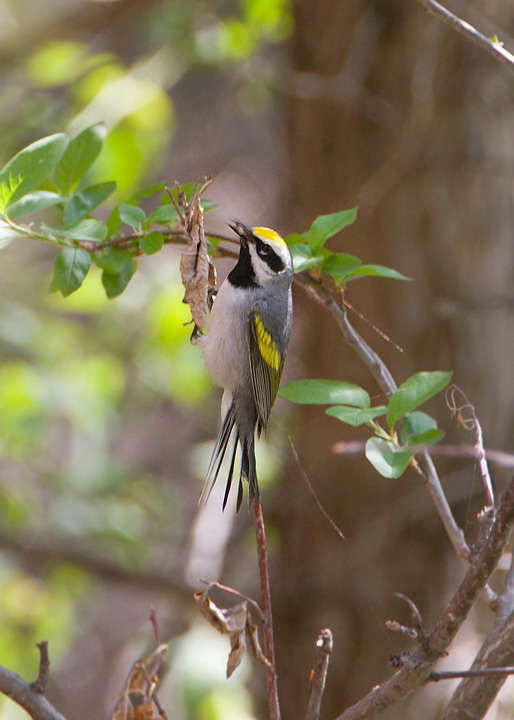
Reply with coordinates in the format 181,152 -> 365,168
248,310 -> 284,432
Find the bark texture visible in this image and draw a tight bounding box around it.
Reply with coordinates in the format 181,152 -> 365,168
271,1 -> 514,717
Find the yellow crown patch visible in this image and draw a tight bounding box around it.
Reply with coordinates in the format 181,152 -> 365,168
252,226 -> 287,248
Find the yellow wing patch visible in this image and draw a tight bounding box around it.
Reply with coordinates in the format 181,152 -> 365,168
252,226 -> 287,249
254,314 -> 281,371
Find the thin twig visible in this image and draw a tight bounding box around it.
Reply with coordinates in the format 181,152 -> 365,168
332,440 -> 514,467
446,385 -> 494,508
30,642 -> 50,695
430,667 -> 514,682
418,450 -> 469,560
306,629 -> 333,720
415,0 -> 514,73
253,499 -> 281,720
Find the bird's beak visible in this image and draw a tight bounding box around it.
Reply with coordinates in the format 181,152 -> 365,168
228,220 -> 254,245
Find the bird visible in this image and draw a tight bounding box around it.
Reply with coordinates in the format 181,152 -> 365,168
198,221 -> 294,511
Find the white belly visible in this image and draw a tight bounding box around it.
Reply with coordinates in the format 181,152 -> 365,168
199,281 -> 251,392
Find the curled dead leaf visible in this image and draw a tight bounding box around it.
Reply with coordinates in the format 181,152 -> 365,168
195,586 -> 271,678
171,180 -> 217,338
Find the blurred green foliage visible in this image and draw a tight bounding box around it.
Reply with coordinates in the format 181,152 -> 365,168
0,0 -> 291,715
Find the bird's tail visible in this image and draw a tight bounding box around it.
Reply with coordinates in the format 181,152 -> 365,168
200,403 -> 259,512
200,403 -> 237,509
242,436 -> 259,509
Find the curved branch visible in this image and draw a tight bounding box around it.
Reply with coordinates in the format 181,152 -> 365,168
0,663 -> 68,720
332,476 -> 514,720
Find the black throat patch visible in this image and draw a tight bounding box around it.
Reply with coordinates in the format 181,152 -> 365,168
228,242 -> 258,288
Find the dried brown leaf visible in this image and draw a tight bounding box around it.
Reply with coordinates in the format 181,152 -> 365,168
194,590 -> 247,634
174,180 -> 216,336
195,586 -> 270,678
246,619 -> 272,669
110,644 -> 168,720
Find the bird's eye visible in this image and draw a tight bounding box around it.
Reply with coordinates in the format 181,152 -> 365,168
259,244 -> 271,255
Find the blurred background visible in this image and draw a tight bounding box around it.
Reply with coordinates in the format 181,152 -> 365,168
1,0 -> 514,718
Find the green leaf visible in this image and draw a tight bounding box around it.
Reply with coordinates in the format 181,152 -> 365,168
285,232 -> 310,247
321,253 -> 362,281
96,247 -> 133,273
53,247 -> 91,297
146,205 -> 178,225
129,182 -> 166,202
400,411 -> 437,444
102,260 -> 136,298
280,379 -> 370,408
140,231 -> 164,255
307,207 -> 358,254
0,221 -> 21,249
387,371 -> 453,430
118,203 -> 145,229
289,243 -> 324,273
7,191 -> 62,219
63,181 -> 117,225
326,405 -> 387,427
365,437 -> 414,479
0,133 -> 68,209
344,264 -> 411,282
43,218 -> 107,242
406,428 -> 445,450
54,124 -> 106,194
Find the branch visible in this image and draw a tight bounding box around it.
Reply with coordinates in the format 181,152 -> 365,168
293,271 -> 471,564
30,642 -> 50,695
440,551 -> 514,719
253,499 -> 281,720
306,629 -> 333,720
0,648 -> 68,720
415,0 -> 514,73
332,476 -> 514,720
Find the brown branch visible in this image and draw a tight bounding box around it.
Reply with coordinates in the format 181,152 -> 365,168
30,642 -> 50,695
415,0 -> 514,73
306,629 -> 333,720
293,270 -> 471,564
440,551 -> 514,719
253,499 -> 281,720
0,651 -> 68,720
332,476 -> 514,720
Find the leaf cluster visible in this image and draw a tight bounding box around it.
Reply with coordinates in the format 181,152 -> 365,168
280,371 -> 453,479
286,208 -> 410,285
0,125 -> 214,299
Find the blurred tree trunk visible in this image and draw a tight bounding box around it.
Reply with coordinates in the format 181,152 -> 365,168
272,1 -> 514,718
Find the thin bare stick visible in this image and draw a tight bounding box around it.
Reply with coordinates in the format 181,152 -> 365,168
252,498 -> 281,720
30,641 -> 50,695
306,629 -> 333,720
416,0 -> 514,73
446,385 -> 494,508
430,667 -> 514,682
418,450 -> 469,560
